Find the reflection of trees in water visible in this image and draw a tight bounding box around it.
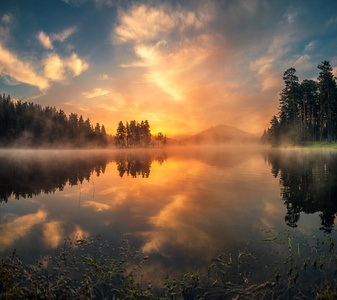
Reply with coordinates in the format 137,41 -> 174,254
116,152 -> 167,178
0,156 -> 107,203
0,151 -> 167,203
267,150 -> 337,232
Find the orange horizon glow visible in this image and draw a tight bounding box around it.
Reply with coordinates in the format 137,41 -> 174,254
1,1 -> 334,137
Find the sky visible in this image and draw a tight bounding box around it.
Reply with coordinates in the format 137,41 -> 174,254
0,0 -> 337,136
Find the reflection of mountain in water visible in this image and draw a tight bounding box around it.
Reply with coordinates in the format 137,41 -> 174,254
266,150 -> 337,232
0,151 -> 167,203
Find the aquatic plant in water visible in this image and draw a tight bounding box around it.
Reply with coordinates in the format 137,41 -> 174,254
1,231 -> 337,299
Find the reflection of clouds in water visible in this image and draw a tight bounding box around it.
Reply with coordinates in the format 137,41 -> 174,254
0,148 -> 290,274
142,194 -> 214,254
43,221 -> 64,248
260,201 -> 285,229
71,225 -> 89,242
0,209 -> 47,252
43,221 -> 90,248
82,201 -> 110,212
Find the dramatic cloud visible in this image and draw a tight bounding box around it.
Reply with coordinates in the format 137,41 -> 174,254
111,2 -> 289,134
114,3 -> 217,101
44,52 -> 88,82
0,43 -> 49,90
2,0 -> 337,135
115,4 -> 211,43
82,87 -> 109,98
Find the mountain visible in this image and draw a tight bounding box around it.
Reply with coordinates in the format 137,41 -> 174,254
183,125 -> 258,145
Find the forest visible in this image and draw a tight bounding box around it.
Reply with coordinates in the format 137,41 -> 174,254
0,94 -> 166,148
115,120 -> 167,147
0,94 -> 109,147
262,61 -> 337,145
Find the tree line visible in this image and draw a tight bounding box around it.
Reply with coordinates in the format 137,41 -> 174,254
0,94 -> 109,147
115,120 -> 167,147
0,94 -> 168,148
262,61 -> 337,145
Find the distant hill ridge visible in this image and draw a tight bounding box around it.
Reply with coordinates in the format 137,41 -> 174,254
186,124 -> 257,144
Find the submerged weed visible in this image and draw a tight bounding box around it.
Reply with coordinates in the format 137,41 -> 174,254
1,231 -> 337,299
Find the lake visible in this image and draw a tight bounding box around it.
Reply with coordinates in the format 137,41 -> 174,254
1,146 -> 337,297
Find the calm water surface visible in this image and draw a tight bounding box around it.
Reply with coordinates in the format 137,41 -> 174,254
1,146 -> 337,286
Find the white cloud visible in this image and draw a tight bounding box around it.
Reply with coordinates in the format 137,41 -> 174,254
304,40 -> 316,52
44,52 -> 88,81
114,4 -> 215,101
0,42 -> 49,90
256,63 -> 280,91
82,88 -> 109,98
44,53 -> 65,81
38,31 -> 53,49
293,54 -> 312,70
51,26 -> 77,42
131,34 -> 215,100
249,34 -> 293,92
114,4 -> 212,43
66,53 -> 88,76
38,26 -> 77,49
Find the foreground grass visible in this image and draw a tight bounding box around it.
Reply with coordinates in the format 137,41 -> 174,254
299,141 -> 337,149
1,232 -> 337,299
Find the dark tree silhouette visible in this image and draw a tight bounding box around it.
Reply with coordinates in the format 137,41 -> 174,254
264,61 -> 337,144
115,120 -> 155,147
0,94 -> 112,147
266,150 -> 337,232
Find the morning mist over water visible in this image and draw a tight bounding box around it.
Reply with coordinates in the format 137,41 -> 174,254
1,146 -> 337,290
2,0 -> 337,297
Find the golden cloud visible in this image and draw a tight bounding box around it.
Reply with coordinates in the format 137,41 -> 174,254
114,3 -> 212,43
66,53 -> 88,76
82,200 -> 111,211
38,31 -> 53,49
82,87 -> 109,98
44,52 -> 88,82
0,43 -> 49,90
44,53 -> 65,81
